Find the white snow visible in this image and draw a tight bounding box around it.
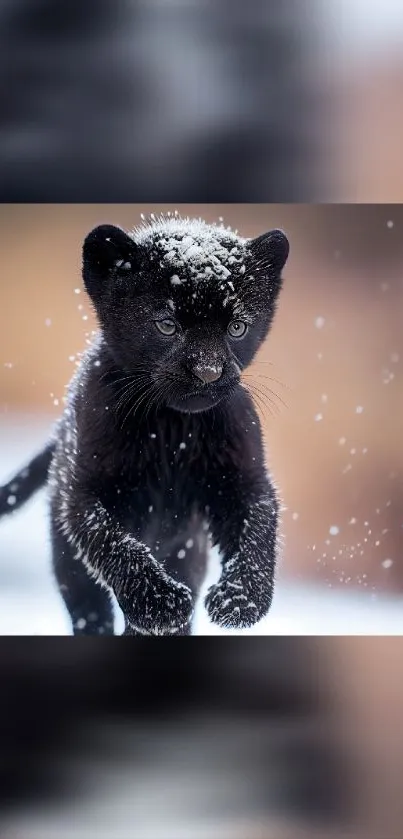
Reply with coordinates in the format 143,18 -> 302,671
382,559 -> 393,569
133,216 -> 246,285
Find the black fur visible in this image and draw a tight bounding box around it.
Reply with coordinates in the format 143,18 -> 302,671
0,214 -> 289,636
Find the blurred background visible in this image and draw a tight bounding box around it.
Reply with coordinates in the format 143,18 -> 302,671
1,636 -> 403,839
0,0 -> 403,202
0,203 -> 402,635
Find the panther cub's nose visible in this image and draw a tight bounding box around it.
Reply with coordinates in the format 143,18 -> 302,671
193,363 -> 223,384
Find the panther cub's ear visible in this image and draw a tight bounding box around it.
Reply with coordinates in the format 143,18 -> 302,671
82,224 -> 140,304
247,229 -> 289,275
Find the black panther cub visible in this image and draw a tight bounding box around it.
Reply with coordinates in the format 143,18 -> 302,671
0,214 -> 289,635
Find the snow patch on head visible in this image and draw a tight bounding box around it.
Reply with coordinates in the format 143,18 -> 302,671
132,215 -> 248,287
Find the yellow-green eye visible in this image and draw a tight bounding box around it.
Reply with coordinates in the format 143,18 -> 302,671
155,319 -> 177,336
227,320 -> 247,339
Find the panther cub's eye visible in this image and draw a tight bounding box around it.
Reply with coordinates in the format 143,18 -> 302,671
155,319 -> 177,336
227,320 -> 248,339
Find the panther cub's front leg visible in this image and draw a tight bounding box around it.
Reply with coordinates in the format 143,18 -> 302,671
204,451 -> 279,630
58,490 -> 194,635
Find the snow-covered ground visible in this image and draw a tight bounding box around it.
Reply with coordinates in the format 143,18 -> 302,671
1,414 -> 403,635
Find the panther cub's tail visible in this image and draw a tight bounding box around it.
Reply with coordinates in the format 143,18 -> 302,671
0,443 -> 55,517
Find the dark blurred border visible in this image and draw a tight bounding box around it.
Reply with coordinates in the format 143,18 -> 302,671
0,637 -> 352,830
0,0 -> 326,202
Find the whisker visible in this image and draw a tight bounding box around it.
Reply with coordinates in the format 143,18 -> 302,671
250,382 -> 284,414
139,381 -> 163,425
254,381 -> 289,412
114,380 -> 145,414
245,382 -> 281,419
246,370 -> 290,391
245,387 -> 272,420
123,380 -> 155,425
117,379 -> 153,430
147,379 -> 173,419
242,375 -> 289,411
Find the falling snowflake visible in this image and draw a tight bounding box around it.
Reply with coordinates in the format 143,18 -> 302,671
382,559 -> 393,569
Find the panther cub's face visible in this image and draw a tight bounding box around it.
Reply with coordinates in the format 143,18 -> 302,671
82,215 -> 289,413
